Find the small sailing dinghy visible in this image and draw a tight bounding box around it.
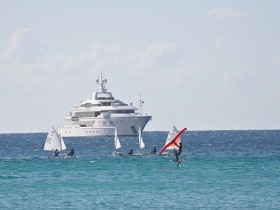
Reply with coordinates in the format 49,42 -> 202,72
138,127 -> 145,149
113,127 -> 145,156
114,128 -> 121,149
44,127 -> 66,158
112,128 -> 123,156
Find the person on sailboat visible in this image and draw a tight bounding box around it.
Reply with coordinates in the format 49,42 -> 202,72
53,149 -> 59,157
151,146 -> 157,154
68,148 -> 74,156
128,148 -> 133,155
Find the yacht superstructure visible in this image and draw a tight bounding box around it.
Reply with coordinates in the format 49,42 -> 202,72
59,75 -> 152,137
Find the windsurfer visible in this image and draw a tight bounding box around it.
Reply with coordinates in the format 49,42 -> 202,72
174,142 -> 182,161
173,148 -> 178,161
53,149 -> 59,157
177,142 -> 182,156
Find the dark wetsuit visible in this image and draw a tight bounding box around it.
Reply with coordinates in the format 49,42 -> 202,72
177,143 -> 182,156
173,143 -> 182,162
151,146 -> 157,154
128,148 -> 133,155
173,149 -> 178,161
54,149 -> 59,157
68,149 -> 74,156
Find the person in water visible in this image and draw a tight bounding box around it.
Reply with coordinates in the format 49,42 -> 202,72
53,149 -> 59,157
128,148 -> 133,155
151,146 -> 157,154
68,148 -> 74,156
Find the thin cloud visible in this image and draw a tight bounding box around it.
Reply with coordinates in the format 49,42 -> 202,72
208,8 -> 248,19
1,27 -> 47,63
137,43 -> 199,89
1,33 -> 196,91
141,42 -> 177,59
140,42 -> 179,68
2,28 -> 33,58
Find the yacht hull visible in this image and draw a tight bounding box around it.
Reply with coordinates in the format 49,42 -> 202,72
59,115 -> 151,137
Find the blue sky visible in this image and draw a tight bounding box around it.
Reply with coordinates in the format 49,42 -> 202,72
0,1 -> 280,133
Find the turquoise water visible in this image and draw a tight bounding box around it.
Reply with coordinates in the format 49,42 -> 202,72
1,131 -> 280,209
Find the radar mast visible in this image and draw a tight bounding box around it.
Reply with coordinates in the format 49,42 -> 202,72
96,73 -> 107,92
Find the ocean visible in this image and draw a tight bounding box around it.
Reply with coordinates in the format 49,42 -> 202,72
1,130 -> 280,209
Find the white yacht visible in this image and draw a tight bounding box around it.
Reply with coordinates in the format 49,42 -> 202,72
59,75 -> 152,137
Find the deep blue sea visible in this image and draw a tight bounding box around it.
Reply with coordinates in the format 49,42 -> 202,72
1,130 -> 280,209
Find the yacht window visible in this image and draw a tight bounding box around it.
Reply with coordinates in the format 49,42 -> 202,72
96,93 -> 114,100
75,112 -> 95,117
109,110 -> 135,114
81,103 -> 93,108
101,102 -> 111,106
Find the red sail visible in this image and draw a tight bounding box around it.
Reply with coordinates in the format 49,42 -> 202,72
159,128 -> 187,154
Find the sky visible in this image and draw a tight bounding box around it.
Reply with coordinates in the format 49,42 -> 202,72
0,0 -> 280,133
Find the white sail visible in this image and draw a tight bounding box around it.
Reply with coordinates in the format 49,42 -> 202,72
165,126 -> 181,150
139,127 -> 145,149
114,128 -> 121,149
44,127 -> 66,151
54,127 -> 66,151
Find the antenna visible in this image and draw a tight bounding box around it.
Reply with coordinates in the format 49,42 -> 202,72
139,93 -> 144,115
129,89 -> 130,104
96,72 -> 107,92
